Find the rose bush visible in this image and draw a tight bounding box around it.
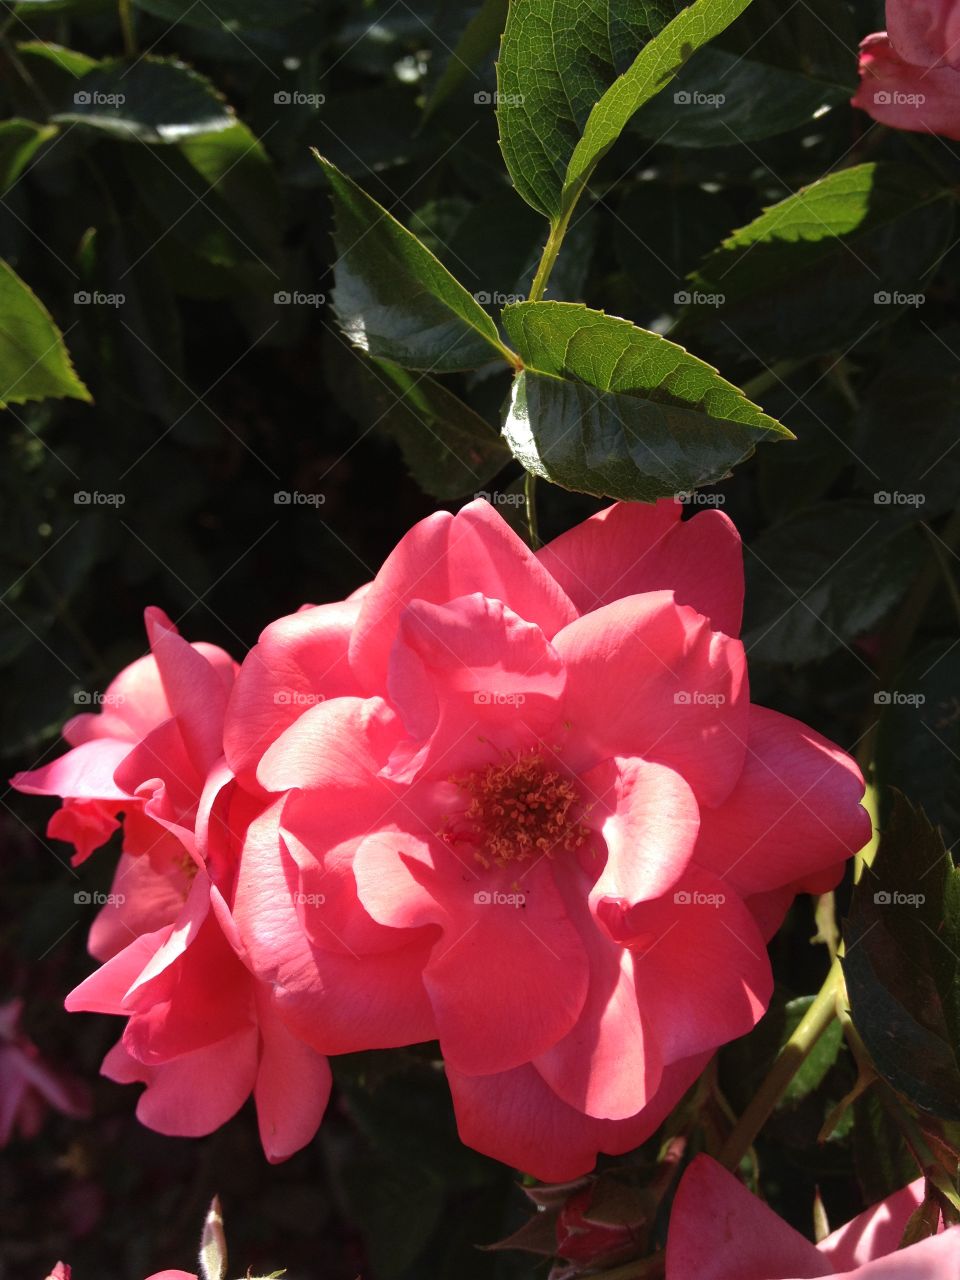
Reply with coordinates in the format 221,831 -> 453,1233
666,1155 -> 960,1278
11,500 -> 869,1181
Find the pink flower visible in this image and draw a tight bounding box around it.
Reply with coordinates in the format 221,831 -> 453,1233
13,613 -> 330,1161
0,999 -> 89,1144
13,607 -> 238,868
226,499 -> 869,1180
666,1154 -> 959,1277
853,1 -> 960,139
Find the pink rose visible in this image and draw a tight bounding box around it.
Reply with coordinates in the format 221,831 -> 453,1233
226,499 -> 869,1180
0,999 -> 89,1145
13,607 -> 237,868
666,1154 -> 959,1277
13,612 -> 330,1161
853,1 -> 960,138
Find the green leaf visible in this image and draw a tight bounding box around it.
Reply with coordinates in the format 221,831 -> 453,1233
683,162 -> 954,360
496,0 -> 754,221
562,0 -> 754,218
326,344 -> 510,501
631,0 -> 857,147
742,501 -> 925,665
843,794 -> 960,1120
0,119 -> 57,197
422,0 -> 508,122
124,121 -> 281,273
875,641 -> 960,851
16,40 -> 98,77
52,56 -> 234,142
0,259 -> 91,408
316,152 -> 516,372
500,300 -> 788,501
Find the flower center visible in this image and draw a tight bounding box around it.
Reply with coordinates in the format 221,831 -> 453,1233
443,749 -> 589,868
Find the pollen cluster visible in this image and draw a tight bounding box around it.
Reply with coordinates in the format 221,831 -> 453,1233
444,750 -> 588,868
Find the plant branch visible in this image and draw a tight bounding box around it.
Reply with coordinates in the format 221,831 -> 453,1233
717,957 -> 844,1170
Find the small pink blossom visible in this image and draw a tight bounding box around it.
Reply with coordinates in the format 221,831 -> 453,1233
13,612 -> 330,1161
226,499 -> 869,1180
0,999 -> 89,1145
853,1 -> 960,138
666,1154 -> 959,1277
